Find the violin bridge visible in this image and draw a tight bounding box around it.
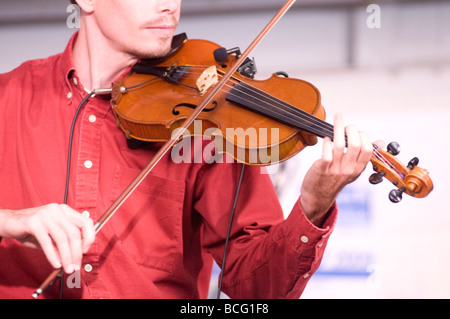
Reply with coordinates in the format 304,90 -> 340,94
196,66 -> 219,96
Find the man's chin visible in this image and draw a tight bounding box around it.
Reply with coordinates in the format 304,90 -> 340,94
131,37 -> 174,60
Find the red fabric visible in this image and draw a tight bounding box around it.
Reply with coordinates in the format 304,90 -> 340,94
0,33 -> 337,299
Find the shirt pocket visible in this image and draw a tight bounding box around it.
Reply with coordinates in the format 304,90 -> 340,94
108,165 -> 185,273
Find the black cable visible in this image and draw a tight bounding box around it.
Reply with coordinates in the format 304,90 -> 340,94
217,163 -> 245,299
57,91 -> 94,299
63,92 -> 94,204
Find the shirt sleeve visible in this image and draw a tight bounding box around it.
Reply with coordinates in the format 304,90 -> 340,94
195,162 -> 338,299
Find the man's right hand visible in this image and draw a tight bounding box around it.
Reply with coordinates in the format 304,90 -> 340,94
0,204 -> 95,274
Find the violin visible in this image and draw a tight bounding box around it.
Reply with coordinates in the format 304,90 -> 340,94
32,0 -> 432,298
110,33 -> 433,203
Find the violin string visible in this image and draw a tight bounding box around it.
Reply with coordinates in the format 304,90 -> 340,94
130,66 -> 400,176
168,67 -> 396,166
187,66 -> 337,137
173,67 -> 400,174
220,78 -> 402,175
217,74 -> 402,175
226,82 -> 333,137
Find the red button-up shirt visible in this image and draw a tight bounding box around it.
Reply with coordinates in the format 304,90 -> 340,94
0,33 -> 337,299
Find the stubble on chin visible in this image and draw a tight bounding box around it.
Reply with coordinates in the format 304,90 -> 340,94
126,37 -> 174,60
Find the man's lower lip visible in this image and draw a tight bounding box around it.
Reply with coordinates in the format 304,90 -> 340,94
146,27 -> 174,31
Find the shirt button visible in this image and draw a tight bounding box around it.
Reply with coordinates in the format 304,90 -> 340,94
301,236 -> 309,244
303,273 -> 310,279
82,211 -> 90,218
84,264 -> 93,273
89,115 -> 97,123
73,77 -> 78,86
67,92 -> 73,99
84,160 -> 93,169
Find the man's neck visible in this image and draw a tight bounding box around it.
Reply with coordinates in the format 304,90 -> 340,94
72,22 -> 138,91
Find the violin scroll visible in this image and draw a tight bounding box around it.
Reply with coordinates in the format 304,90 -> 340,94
369,142 -> 433,203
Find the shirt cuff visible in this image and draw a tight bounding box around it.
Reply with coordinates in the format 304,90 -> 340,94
284,197 -> 338,249
283,198 -> 338,298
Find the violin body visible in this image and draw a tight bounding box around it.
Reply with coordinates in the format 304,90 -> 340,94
111,37 -> 325,165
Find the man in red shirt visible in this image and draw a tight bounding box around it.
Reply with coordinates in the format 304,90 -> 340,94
0,0 -> 374,298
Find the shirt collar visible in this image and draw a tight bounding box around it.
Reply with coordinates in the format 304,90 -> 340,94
59,31 -> 84,94
59,31 -> 134,95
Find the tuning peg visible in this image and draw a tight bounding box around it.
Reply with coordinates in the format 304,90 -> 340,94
407,157 -> 419,170
387,142 -> 400,156
389,187 -> 406,203
369,170 -> 385,184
